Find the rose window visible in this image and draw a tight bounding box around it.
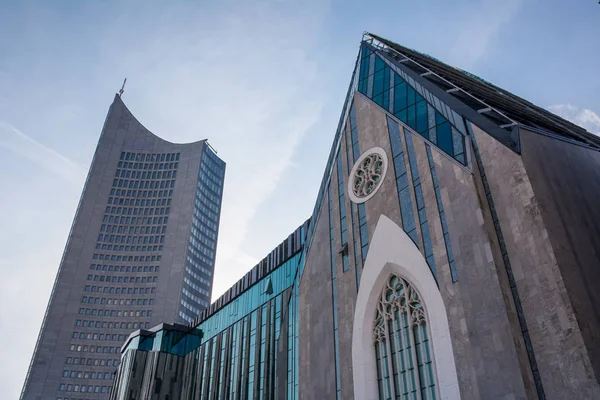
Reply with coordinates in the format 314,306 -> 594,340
348,147 -> 388,203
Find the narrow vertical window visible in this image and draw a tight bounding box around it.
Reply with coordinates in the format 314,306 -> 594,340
374,274 -> 437,400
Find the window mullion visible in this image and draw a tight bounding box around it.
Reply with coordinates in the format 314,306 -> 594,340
393,311 -> 408,398
376,340 -> 387,399
383,326 -> 397,400
407,314 -> 423,400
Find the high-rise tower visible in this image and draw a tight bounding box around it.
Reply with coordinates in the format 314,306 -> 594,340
20,94 -> 225,399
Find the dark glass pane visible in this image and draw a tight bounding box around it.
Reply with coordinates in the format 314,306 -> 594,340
416,101 -> 428,134
373,69 -> 384,97
359,58 -> 369,83
394,72 -> 405,86
360,79 -> 369,96
383,90 -> 389,110
437,122 -> 453,156
407,105 -> 416,130
373,94 -> 383,107
394,82 -> 407,113
407,86 -> 416,107
435,110 -> 446,126
375,56 -> 385,72
362,44 -> 371,59
395,109 -> 407,124
383,67 -> 391,92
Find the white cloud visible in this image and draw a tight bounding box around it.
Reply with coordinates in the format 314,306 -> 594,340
451,0 -> 522,66
548,104 -> 600,135
0,121 -> 86,184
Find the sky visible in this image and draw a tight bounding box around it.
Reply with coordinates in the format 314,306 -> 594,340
0,0 -> 598,398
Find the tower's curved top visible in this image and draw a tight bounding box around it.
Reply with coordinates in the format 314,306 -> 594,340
106,94 -> 213,149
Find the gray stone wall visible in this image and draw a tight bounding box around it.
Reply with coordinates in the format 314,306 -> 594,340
334,123 -> 358,398
352,94 -> 527,399
298,92 -> 544,399
298,186 -> 336,399
520,127 -> 600,391
473,123 -> 600,399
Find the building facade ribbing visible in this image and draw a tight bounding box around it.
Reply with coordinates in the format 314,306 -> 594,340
21,94 -> 225,399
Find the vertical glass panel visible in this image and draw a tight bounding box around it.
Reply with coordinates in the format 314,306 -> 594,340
383,90 -> 389,111
394,82 -> 407,113
383,67 -> 391,92
375,343 -> 385,399
396,109 -> 407,124
373,68 -> 385,97
427,104 -> 437,144
407,86 -> 415,107
436,122 -> 453,156
416,101 -> 429,135
407,105 -> 416,131
388,121 -> 403,158
435,110 -> 446,126
375,55 -> 386,72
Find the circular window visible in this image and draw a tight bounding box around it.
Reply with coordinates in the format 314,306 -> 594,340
348,146 -> 388,203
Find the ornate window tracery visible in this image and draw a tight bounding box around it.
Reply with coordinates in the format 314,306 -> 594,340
353,153 -> 384,197
373,274 -> 437,400
348,147 -> 388,204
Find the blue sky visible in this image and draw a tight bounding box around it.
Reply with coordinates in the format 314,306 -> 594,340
0,0 -> 598,398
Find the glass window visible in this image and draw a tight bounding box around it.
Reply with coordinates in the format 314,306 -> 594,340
436,121 -> 453,156
373,274 -> 437,399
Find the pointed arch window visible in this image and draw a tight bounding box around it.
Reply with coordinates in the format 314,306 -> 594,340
374,274 -> 437,400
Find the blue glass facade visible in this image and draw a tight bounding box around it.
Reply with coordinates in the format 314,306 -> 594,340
112,223 -> 307,400
358,43 -> 468,166
180,146 -> 225,323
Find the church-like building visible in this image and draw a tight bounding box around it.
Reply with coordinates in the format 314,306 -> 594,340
108,33 -> 600,400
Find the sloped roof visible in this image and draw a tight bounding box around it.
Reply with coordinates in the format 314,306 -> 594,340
366,33 -> 600,150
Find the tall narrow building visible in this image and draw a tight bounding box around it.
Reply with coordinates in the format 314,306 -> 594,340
20,94 -> 225,399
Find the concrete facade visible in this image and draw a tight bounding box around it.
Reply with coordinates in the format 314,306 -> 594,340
21,94 -> 224,400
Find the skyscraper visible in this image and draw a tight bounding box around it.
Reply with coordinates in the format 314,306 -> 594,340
20,94 -> 225,399
109,33 -> 600,399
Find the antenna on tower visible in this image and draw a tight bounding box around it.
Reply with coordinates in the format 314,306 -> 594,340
119,78 -> 127,97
